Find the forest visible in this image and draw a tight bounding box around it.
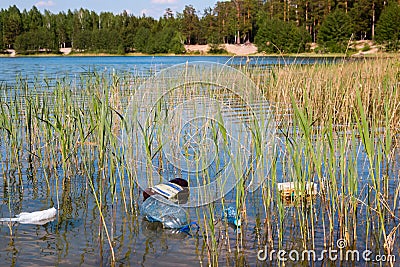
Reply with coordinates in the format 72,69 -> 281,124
0,0 -> 400,55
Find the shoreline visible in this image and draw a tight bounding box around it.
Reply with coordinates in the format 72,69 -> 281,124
0,43 -> 394,58
0,53 -> 351,58
0,52 -> 394,59
1,39 -> 394,58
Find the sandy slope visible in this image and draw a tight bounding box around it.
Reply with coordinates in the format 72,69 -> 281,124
5,49 -> 16,57
224,44 -> 258,55
185,41 -> 383,56
60,48 -> 72,55
2,41 -> 382,57
185,43 -> 258,55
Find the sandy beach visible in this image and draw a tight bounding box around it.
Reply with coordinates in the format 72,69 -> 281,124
185,43 -> 258,55
2,40 -> 382,57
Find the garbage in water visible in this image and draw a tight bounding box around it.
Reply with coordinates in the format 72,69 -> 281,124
277,182 -> 318,202
222,206 -> 241,227
141,194 -> 189,229
0,207 -> 57,225
141,218 -> 189,240
143,178 -> 189,204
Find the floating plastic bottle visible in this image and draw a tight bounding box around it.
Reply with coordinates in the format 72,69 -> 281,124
141,194 -> 189,229
222,206 -> 241,227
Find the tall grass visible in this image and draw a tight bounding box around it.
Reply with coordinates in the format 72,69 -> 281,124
254,55 -> 399,265
0,56 -> 398,265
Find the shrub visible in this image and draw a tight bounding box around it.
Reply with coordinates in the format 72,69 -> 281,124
361,44 -> 370,52
208,44 -> 228,54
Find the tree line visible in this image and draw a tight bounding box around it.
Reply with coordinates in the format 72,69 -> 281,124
1,0 -> 399,54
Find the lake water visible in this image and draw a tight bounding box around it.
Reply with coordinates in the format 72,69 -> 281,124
0,56 -> 398,266
0,56 -> 336,85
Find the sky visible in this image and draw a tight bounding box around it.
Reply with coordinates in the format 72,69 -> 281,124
0,0 -> 221,18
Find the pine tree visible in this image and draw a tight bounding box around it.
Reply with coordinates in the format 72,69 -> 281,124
55,12 -> 71,48
214,1 -> 235,43
317,9 -> 353,52
179,5 -> 200,44
0,10 -> 4,49
27,6 -> 43,31
201,7 -> 219,44
375,1 -> 400,50
3,5 -> 22,48
255,15 -> 311,53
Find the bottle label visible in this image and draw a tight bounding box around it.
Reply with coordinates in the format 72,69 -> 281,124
152,182 -> 183,199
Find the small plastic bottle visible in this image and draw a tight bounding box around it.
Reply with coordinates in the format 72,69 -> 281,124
222,206 -> 241,227
141,194 -> 189,229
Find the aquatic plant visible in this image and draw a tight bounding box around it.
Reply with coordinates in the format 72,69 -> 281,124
0,56 -> 398,266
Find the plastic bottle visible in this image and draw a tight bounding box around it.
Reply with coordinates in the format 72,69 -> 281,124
222,206 -> 241,227
140,194 -> 189,229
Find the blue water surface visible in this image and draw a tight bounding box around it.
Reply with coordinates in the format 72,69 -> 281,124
0,55 -> 336,85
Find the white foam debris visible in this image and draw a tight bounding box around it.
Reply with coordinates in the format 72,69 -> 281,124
0,207 -> 57,225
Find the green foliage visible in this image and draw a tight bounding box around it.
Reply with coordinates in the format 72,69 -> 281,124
349,0 -> 383,40
169,31 -> 185,54
361,44 -> 371,52
71,28 -> 124,53
317,9 -> 354,53
375,1 -> 400,51
179,5 -> 200,45
133,25 -> 184,54
255,17 -> 310,53
0,2 -> 398,54
208,44 -> 228,54
92,29 -> 122,53
213,1 -> 235,44
15,28 -> 57,52
0,11 -> 3,49
2,5 -> 22,48
73,30 -> 92,51
133,26 -> 150,53
56,11 -> 73,47
200,7 -> 219,45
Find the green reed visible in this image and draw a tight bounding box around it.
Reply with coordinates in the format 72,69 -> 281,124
260,56 -> 399,266
0,56 -> 398,266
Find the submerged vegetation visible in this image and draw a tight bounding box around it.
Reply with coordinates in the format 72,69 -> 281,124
0,56 -> 399,266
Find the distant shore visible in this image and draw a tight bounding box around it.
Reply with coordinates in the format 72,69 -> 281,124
0,41 -> 390,58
